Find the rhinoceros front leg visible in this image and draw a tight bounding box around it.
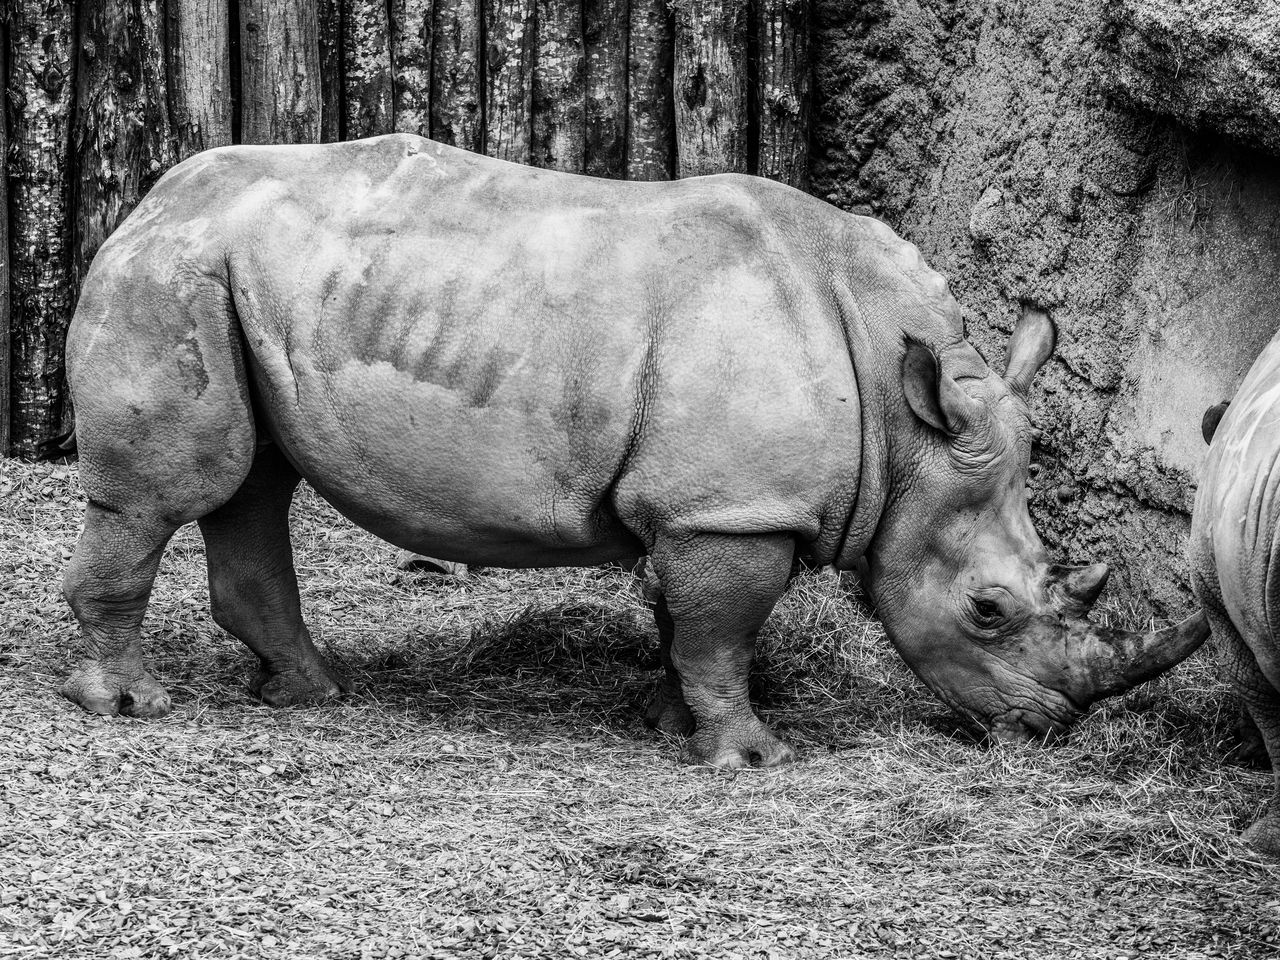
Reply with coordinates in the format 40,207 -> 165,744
197,444 -> 352,707
1208,607 -> 1280,855
61,505 -> 179,717
649,531 -> 796,769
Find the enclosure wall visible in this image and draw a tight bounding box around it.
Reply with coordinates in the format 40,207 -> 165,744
811,0 -> 1280,613
5,0 -> 1278,610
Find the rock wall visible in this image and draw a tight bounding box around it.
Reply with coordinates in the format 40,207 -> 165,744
811,0 -> 1280,614
1104,0 -> 1280,156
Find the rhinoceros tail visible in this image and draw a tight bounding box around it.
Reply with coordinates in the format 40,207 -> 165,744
1201,401 -> 1230,445
36,426 -> 78,462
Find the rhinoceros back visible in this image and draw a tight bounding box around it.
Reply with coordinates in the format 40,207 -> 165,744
80,135 -> 866,567
1193,331 -> 1280,640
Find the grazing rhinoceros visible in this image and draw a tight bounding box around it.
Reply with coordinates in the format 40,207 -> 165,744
58,134 -> 1207,767
1193,339 -> 1280,853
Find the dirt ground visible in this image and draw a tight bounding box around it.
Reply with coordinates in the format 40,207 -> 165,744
1,459 -> 1277,959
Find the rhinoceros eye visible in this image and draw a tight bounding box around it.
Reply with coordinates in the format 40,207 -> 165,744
970,597 -> 1005,628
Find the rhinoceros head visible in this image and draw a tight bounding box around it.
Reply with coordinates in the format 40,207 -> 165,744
863,309 -> 1208,742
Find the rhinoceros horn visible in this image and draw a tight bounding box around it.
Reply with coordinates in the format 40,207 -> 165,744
1051,562 -> 1110,617
1075,612 -> 1211,702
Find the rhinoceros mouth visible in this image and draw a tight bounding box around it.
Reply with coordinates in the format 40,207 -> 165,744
935,682 -> 1084,745
986,705 -> 1077,745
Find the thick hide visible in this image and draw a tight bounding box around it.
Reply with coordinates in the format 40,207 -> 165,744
1192,332 -> 1280,854
58,134 -> 1203,767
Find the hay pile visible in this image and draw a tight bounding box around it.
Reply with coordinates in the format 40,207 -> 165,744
1,460 -> 1276,959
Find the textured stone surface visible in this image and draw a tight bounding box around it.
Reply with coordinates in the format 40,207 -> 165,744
812,0 -> 1280,613
1102,0 -> 1280,156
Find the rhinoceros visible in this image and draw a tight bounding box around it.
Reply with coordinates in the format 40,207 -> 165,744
57,134 -> 1207,767
1193,339 -> 1280,853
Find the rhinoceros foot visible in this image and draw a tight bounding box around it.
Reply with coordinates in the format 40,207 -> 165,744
61,661 -> 172,719
250,660 -> 353,708
680,718 -> 798,770
643,679 -> 695,736
1243,812 -> 1280,857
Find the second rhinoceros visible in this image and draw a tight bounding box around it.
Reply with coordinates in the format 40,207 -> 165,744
1193,335 -> 1280,854
58,134 -> 1206,767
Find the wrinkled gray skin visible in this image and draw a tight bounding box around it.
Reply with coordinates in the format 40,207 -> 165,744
60,135 -> 1207,767
1192,337 -> 1280,855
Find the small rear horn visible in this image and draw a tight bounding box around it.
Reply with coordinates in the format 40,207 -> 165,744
1050,562 -> 1109,616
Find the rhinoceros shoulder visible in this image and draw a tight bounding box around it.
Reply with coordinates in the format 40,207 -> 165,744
826,212 -> 964,344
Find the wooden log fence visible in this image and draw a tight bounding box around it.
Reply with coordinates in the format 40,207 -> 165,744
0,0 -> 813,458
7,1 -> 75,455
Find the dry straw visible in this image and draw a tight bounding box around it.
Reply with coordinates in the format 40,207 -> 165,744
1,460 -> 1277,958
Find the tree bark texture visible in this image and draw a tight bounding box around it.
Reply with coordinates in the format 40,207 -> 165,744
531,0 -> 585,172
430,0 -> 482,151
169,0 -> 233,158
343,0 -> 394,138
672,0 -> 748,178
7,1 -> 76,455
239,0 -> 322,144
484,0 -> 535,162
0,0 -> 816,450
0,18 -> 10,455
583,0 -> 627,179
73,0 -> 179,289
757,0 -> 808,190
392,0 -> 434,136
318,0 -> 342,141
626,0 -> 673,180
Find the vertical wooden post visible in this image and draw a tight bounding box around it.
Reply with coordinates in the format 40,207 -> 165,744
672,0 -> 748,178
73,0 -> 179,289
318,0 -> 342,141
484,0 -> 535,162
626,0 -> 673,181
170,0 -> 234,159
531,0 -> 585,172
239,0 -> 322,144
392,0 -> 435,137
430,0 -> 482,151
757,0 -> 808,190
344,0 -> 394,138
0,17 -> 10,455
7,1 -> 76,455
583,0 -> 626,179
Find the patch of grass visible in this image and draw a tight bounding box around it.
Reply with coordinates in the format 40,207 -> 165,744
1,459 -> 1278,959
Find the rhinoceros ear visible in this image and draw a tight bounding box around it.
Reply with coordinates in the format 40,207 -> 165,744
902,338 -> 983,436
1201,402 -> 1230,444
1005,307 -> 1056,397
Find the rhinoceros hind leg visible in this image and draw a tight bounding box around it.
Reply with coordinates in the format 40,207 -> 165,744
649,531 -> 797,769
1239,696 -> 1280,856
642,595 -> 695,736
198,444 -> 352,708
1205,607 -> 1280,855
61,504 -> 178,717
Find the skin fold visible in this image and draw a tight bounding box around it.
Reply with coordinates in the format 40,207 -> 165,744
59,134 -> 1206,767
1192,337 -> 1280,855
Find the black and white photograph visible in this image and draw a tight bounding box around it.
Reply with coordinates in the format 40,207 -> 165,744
1,0 -> 1278,956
